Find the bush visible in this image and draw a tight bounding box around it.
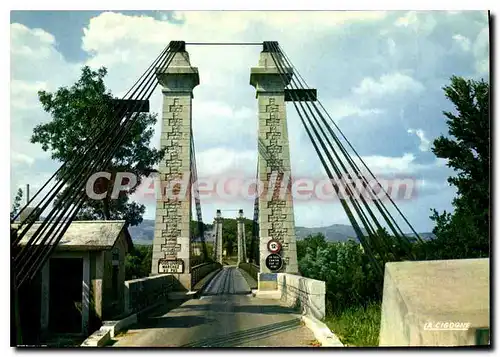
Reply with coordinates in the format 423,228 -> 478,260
298,234 -> 382,315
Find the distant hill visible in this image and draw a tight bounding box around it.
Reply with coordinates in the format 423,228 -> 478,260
296,224 -> 435,242
295,224 -> 367,242
128,219 -> 155,245
128,219 -> 435,245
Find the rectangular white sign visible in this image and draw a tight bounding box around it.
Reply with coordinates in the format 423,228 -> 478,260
158,259 -> 184,274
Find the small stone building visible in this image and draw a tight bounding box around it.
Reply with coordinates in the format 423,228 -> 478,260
15,220 -> 133,338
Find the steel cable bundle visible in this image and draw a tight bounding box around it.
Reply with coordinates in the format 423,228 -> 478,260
11,41 -> 185,289
264,42 -> 425,279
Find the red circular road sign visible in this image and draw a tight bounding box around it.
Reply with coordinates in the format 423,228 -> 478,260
267,239 -> 282,253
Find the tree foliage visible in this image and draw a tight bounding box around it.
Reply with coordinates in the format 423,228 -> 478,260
297,233 -> 381,314
11,188 -> 24,220
219,217 -> 253,257
428,76 -> 490,259
125,245 -> 152,280
31,66 -> 165,226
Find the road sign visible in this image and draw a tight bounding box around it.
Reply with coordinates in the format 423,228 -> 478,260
265,253 -> 283,271
158,259 -> 184,274
267,239 -> 282,254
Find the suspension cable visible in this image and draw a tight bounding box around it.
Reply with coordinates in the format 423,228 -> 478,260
277,44 -> 424,247
276,44 -> 420,256
13,41 -> 183,288
265,45 -> 385,278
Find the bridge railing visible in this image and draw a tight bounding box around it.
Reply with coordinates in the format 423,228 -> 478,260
238,262 -> 260,282
191,261 -> 222,288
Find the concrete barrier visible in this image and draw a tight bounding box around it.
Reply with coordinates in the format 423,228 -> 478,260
379,258 -> 490,346
81,312 -> 139,347
81,326 -> 112,347
301,315 -> 344,347
191,262 -> 222,288
277,273 -> 326,320
124,274 -> 175,315
83,275 -> 175,347
238,262 -> 259,282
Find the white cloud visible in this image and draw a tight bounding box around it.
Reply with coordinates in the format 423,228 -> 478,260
11,80 -> 48,111
435,157 -> 449,167
452,34 -> 471,51
395,11 -> 418,28
11,151 -> 35,166
407,128 -> 431,152
475,59 -> 489,75
196,148 -> 256,176
327,101 -> 383,121
354,153 -> 446,175
358,153 -> 416,174
352,72 -> 425,98
416,178 -> 449,192
192,101 -> 256,149
473,26 -> 489,75
387,38 -> 396,56
10,10 -> 487,229
393,11 -> 436,35
11,23 -> 79,83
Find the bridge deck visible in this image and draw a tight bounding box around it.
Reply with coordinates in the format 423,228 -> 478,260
112,267 -> 316,347
203,265 -> 251,295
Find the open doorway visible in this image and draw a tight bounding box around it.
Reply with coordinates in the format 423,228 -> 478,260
49,258 -> 83,334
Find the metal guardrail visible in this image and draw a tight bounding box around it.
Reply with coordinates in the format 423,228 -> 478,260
191,261 -> 222,288
238,262 -> 260,282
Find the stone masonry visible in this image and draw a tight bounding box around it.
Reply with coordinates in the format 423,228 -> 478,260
151,49 -> 199,291
250,46 -> 298,275
237,209 -> 247,265
213,210 -> 223,264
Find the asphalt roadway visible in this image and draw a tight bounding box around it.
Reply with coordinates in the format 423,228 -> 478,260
113,266 -> 316,347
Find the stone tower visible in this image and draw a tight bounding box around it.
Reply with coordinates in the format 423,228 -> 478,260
250,42 -> 298,279
213,209 -> 223,264
151,45 -> 199,291
237,209 -> 247,265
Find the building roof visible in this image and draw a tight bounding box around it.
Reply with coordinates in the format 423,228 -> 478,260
12,220 -> 133,251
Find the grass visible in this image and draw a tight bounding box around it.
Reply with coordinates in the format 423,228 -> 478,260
324,301 -> 381,347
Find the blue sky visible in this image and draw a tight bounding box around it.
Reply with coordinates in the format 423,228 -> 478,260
10,11 -> 489,232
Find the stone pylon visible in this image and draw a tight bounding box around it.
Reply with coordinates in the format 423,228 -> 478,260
237,209 -> 247,265
151,45 -> 200,291
213,210 -> 223,264
250,43 -> 298,279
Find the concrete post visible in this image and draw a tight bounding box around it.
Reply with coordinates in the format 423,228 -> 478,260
213,210 -> 223,264
151,47 -> 200,291
250,44 -> 298,278
237,209 -> 246,265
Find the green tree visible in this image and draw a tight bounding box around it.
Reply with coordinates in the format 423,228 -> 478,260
31,66 -> 165,226
10,188 -> 24,220
297,233 -> 328,261
222,218 -> 237,256
125,245 -> 152,280
428,76 -> 490,259
298,234 -> 381,314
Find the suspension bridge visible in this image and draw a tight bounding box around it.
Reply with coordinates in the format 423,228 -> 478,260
11,40 -> 429,347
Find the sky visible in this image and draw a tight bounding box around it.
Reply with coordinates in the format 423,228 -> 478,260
10,10 -> 490,232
